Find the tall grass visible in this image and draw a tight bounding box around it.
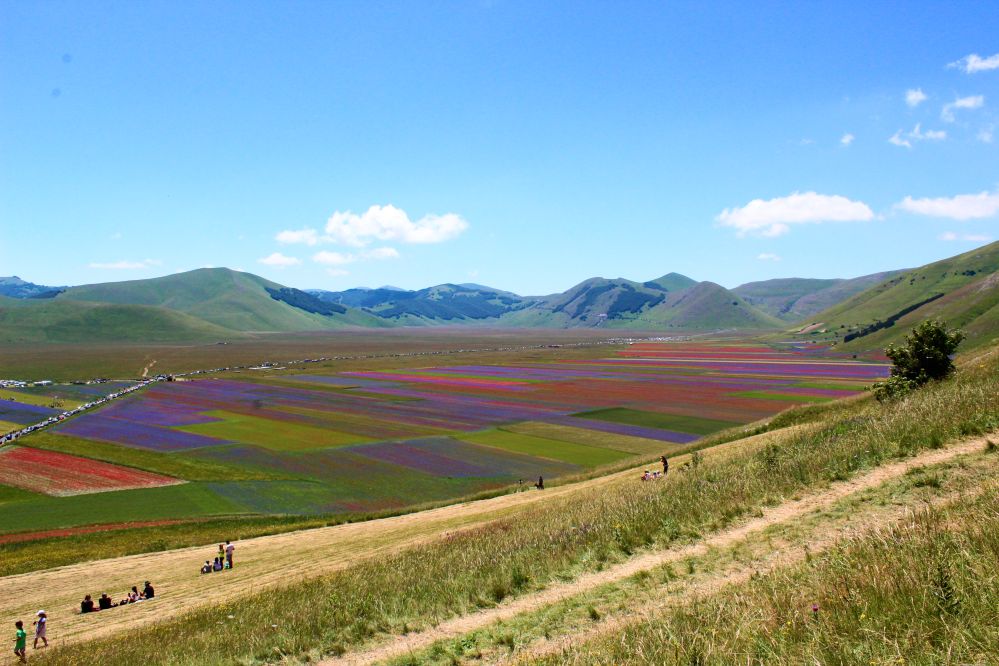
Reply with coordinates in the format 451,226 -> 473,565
538,479 -> 999,665
31,351 -> 999,665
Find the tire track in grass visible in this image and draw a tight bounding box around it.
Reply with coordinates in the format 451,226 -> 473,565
321,436 -> 992,666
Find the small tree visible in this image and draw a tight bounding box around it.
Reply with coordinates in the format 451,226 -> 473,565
872,320 -> 964,401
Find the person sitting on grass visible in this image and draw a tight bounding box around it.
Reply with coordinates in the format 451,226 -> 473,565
213,557 -> 223,572
130,586 -> 142,602
201,560 -> 212,574
13,621 -> 26,664
143,581 -> 155,599
98,593 -> 114,610
80,595 -> 96,613
641,470 -> 650,481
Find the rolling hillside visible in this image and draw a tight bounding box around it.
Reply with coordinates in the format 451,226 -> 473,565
0,276 -> 64,299
311,283 -> 526,324
733,271 -> 899,321
0,296 -> 237,343
502,275 -> 781,329
58,268 -> 385,333
796,242 -> 999,350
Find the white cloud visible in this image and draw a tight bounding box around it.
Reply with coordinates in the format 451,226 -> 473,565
939,231 -> 992,242
757,253 -> 781,261
949,53 -> 999,74
978,125 -> 995,143
325,268 -> 349,277
324,204 -> 468,247
312,251 -> 355,266
896,190 -> 999,220
88,258 -> 161,270
717,192 -> 875,237
110,232 -> 123,240
910,123 -> 947,141
889,130 -> 912,148
840,133 -> 855,146
941,95 -> 984,122
258,252 -> 301,267
362,247 -> 400,260
889,123 -> 947,148
276,228 -> 320,246
905,88 -> 928,107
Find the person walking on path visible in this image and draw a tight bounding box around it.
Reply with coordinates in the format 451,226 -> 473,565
660,455 -> 669,476
13,621 -> 27,663
225,540 -> 234,569
32,612 -> 46,649
535,476 -> 544,490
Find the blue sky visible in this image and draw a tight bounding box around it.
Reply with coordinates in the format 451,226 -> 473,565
2,1 -> 997,294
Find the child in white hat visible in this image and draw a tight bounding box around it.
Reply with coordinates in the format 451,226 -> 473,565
33,611 -> 47,648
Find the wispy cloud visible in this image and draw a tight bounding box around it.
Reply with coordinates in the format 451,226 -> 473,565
324,205 -> 468,247
939,231 -> 992,242
362,247 -> 401,260
889,123 -> 947,148
941,95 -> 984,122
949,53 -> 999,74
325,268 -> 349,277
258,252 -> 301,267
978,125 -> 995,143
717,192 -> 874,238
896,190 -> 999,220
276,228 -> 320,246
756,253 -> 781,261
312,251 -> 355,266
905,88 -> 928,107
88,258 -> 161,270
840,133 -> 855,146
889,130 -> 912,149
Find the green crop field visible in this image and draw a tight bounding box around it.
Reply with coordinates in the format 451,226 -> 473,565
459,428 -> 632,467
576,407 -> 739,435
2,483 -> 246,534
504,421 -> 668,455
177,410 -> 373,451
732,390 -> 833,403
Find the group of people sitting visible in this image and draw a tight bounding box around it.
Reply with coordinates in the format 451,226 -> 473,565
199,541 -> 235,574
80,582 -> 154,613
640,455 -> 670,482
200,556 -> 231,574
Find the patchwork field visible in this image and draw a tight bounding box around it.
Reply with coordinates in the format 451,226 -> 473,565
0,340 -> 888,535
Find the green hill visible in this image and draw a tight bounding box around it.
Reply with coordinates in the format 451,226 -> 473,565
797,242 -> 999,351
733,271 -> 898,321
500,275 -> 780,329
311,283 -> 526,324
59,268 -> 385,333
0,296 -> 237,343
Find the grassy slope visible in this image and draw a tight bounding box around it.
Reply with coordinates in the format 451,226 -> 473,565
733,271 -> 898,321
26,340 -> 999,665
540,470 -> 999,665
59,267 -> 386,332
798,241 -> 999,350
501,277 -> 780,330
0,295 -> 238,343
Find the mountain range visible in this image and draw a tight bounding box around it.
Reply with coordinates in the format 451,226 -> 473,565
1,242 -> 996,349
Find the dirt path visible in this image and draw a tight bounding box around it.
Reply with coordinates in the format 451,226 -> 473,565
320,436 -> 990,666
0,431 -> 768,648
140,360 -> 157,378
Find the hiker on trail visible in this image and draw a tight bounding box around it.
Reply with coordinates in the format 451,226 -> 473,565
660,455 -> 669,476
143,581 -> 155,599
535,476 -> 544,490
13,621 -> 26,663
225,540 -> 234,569
32,612 -> 46,649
